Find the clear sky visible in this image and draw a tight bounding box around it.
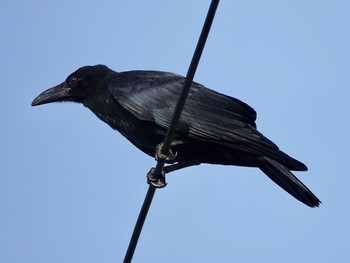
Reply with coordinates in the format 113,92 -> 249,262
1,1 -> 349,262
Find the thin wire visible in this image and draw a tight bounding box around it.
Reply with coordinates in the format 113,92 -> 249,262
123,186 -> 156,263
123,1 -> 220,262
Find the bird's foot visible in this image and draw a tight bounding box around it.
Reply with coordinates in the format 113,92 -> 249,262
155,143 -> 177,163
147,167 -> 167,188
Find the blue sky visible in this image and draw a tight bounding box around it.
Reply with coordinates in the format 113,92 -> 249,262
1,1 -> 349,262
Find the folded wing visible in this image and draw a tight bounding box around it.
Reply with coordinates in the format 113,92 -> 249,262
108,70 -> 305,170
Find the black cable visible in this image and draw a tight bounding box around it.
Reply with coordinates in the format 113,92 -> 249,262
123,1 -> 220,262
123,186 -> 156,263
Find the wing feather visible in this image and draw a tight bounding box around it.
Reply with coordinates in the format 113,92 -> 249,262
108,70 -> 277,155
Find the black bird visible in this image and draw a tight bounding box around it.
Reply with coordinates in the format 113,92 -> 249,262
32,65 -> 321,207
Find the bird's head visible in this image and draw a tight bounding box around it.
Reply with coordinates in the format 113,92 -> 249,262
31,65 -> 116,106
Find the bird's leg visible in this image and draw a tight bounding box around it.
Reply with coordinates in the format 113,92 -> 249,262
147,167 -> 167,188
147,160 -> 201,188
147,142 -> 178,188
164,160 -> 201,173
155,142 -> 177,163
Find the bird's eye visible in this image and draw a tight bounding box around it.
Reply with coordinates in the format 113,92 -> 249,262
68,76 -> 78,87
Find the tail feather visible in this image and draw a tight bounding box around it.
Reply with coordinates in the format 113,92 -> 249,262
259,157 -> 321,207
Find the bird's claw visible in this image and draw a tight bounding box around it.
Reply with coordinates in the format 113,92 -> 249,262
147,167 -> 167,188
155,143 -> 177,163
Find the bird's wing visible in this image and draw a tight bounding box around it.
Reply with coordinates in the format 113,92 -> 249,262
108,70 -> 278,153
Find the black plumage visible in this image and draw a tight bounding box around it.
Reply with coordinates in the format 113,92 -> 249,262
32,64 -> 321,207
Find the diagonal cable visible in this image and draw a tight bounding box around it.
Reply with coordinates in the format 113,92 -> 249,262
123,1 -> 220,262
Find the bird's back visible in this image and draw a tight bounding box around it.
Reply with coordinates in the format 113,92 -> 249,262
106,70 -> 306,171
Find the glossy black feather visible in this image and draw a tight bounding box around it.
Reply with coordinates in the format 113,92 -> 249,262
32,65 -> 321,207
108,70 -> 306,171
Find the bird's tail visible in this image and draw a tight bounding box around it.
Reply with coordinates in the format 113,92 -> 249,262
259,157 -> 321,207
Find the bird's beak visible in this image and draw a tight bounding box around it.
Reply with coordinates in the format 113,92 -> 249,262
31,82 -> 70,106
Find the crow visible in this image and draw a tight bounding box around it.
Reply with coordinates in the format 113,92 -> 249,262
32,65 -> 321,207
